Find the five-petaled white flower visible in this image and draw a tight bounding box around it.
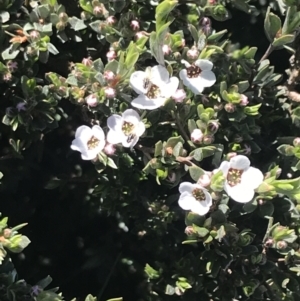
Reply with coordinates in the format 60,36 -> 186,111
107,109 -> 145,148
218,155 -> 264,203
71,125 -> 106,160
179,59 -> 216,95
130,65 -> 179,110
178,182 -> 212,216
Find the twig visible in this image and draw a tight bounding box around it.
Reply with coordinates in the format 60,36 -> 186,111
258,44 -> 274,64
172,111 -> 190,143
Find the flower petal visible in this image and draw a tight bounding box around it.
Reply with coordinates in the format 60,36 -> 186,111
122,135 -> 139,149
230,155 -> 250,170
218,161 -> 230,176
135,121 -> 146,137
107,114 -> 123,132
130,71 -> 147,94
195,59 -> 213,71
81,149 -> 98,161
182,76 -> 204,95
198,71 -> 216,88
71,138 -> 87,153
150,65 -> 170,85
241,166 -> 264,189
122,109 -> 140,125
75,125 -> 92,141
225,183 -> 254,203
92,125 -> 105,142
161,77 -> 179,98
179,182 -> 194,194
131,94 -> 164,110
189,201 -> 210,216
107,130 -> 123,145
178,192 -> 195,210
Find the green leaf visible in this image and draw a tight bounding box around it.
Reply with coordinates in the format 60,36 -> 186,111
207,29 -> 227,42
188,165 -> 205,182
272,34 -> 295,48
264,7 -> 281,42
193,225 -> 209,237
185,212 -> 205,226
85,295 -> 97,301
155,0 -> 178,32
144,263 -> 161,279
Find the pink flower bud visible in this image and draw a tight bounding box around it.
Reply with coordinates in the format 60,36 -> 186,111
240,94 -> 249,106
103,70 -> 115,82
191,129 -> 203,144
3,229 -> 11,238
106,50 -> 117,61
104,143 -> 116,155
162,44 -> 171,55
130,20 -> 140,31
203,135 -> 214,145
226,152 -> 237,160
104,87 -> 116,98
86,94 -> 98,107
207,121 -> 219,134
181,39 -> 186,48
293,137 -> 300,147
224,103 -> 236,113
187,47 -> 199,60
200,17 -> 212,35
106,16 -> 116,25
197,173 -> 211,187
185,226 -> 195,236
276,241 -> 287,249
29,30 -> 40,40
82,57 -> 93,67
93,6 -> 103,17
172,89 -> 186,103
200,17 -> 211,27
135,31 -> 146,40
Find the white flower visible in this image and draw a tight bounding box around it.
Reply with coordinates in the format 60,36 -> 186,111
178,182 -> 212,215
218,155 -> 264,203
107,109 -> 145,148
71,125 -> 105,160
130,65 -> 179,110
179,59 -> 216,95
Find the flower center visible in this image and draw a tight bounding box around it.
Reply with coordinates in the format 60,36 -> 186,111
187,65 -> 201,78
122,121 -> 136,143
87,135 -> 100,150
146,84 -> 161,99
192,188 -> 206,201
227,168 -> 243,187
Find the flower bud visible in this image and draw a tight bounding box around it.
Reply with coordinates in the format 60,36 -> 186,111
130,20 -> 140,31
240,94 -> 249,106
276,240 -> 288,249
293,137 -> 300,147
106,50 -> 117,61
162,44 -> 171,55
172,89 -> 186,103
7,61 -> 18,73
3,229 -> 12,238
224,103 -> 236,113
200,17 -> 212,35
135,31 -> 146,40
103,70 -> 116,82
93,6 -> 103,17
59,12 -> 69,22
86,94 -> 98,107
187,46 -> 199,60
226,152 -> 237,160
207,121 -> 219,134
104,87 -> 116,98
2,73 -> 12,82
197,173 -> 211,187
29,30 -> 40,41
191,129 -> 203,144
185,226 -> 195,236
56,21 -> 66,31
104,143 -> 116,155
16,102 -> 26,112
203,135 -> 214,145
106,16 -> 116,25
82,57 -> 93,67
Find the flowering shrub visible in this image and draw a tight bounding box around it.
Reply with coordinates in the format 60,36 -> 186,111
2,0 -> 300,300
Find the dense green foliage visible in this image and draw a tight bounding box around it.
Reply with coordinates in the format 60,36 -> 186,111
1,0 -> 300,301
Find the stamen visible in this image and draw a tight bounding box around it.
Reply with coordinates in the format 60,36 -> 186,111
192,188 -> 206,201
227,168 -> 243,187
87,136 -> 100,150
187,65 -> 201,78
